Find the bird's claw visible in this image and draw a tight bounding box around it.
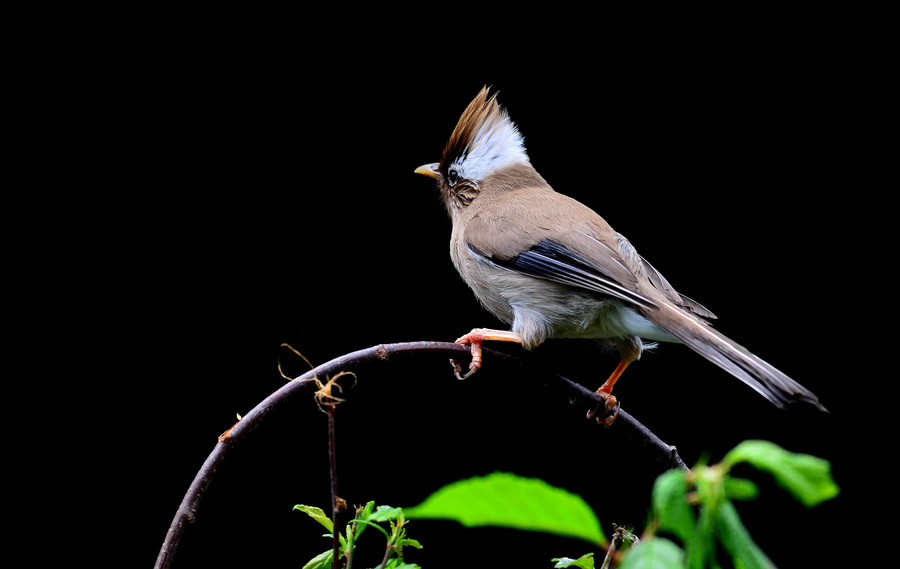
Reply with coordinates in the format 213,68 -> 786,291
587,393 -> 620,427
450,358 -> 479,380
450,331 -> 484,380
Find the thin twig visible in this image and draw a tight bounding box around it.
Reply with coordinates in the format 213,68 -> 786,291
310,367 -> 351,569
600,524 -> 638,569
378,543 -> 392,569
154,341 -> 688,569
327,403 -> 339,569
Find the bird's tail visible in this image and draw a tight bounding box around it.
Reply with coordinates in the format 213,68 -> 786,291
649,302 -> 826,411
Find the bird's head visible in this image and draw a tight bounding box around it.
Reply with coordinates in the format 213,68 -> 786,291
416,87 -> 530,214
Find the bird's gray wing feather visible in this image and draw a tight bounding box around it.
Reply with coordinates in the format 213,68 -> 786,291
468,239 -> 657,310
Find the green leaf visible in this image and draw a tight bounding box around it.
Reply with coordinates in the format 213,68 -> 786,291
371,505 -> 404,522
722,440 -> 839,507
301,549 -> 333,569
651,470 -> 695,543
714,500 -> 774,569
352,501 -> 376,541
293,505 -> 333,532
619,537 -> 684,569
405,472 -> 603,544
551,552 -> 595,568
724,476 -> 759,501
399,538 -> 423,549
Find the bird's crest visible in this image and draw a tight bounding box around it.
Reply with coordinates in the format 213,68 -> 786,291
440,87 -> 528,181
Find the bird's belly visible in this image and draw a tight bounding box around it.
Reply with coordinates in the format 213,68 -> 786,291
554,303 -> 679,344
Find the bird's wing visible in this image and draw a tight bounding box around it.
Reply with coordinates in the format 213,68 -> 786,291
466,188 -> 715,319
468,238 -> 658,310
464,188 -> 714,318
463,188 -> 659,310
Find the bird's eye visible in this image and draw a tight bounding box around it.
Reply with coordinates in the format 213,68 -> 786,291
448,168 -> 459,185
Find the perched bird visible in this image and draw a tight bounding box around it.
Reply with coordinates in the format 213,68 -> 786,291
415,87 -> 825,424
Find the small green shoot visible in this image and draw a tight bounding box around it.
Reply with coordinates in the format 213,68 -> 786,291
294,501 -> 422,569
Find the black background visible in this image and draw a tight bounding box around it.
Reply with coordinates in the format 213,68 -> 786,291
58,23 -> 882,568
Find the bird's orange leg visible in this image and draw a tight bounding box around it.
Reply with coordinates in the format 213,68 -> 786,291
587,359 -> 631,426
452,328 -> 522,380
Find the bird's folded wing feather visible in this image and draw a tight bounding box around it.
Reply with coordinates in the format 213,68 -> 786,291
463,188 -> 712,317
468,238 -> 658,310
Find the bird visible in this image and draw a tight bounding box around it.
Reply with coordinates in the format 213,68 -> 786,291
414,87 -> 826,424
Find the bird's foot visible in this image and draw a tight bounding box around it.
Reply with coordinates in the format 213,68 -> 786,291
587,392 -> 620,427
586,358 -> 630,426
451,331 -> 483,380
451,328 -> 522,380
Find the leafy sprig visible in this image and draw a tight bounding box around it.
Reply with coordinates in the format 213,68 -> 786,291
295,502 -> 422,569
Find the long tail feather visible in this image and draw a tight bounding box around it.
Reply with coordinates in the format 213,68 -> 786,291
648,303 -> 826,411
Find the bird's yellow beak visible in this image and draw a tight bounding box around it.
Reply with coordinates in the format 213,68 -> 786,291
414,163 -> 441,180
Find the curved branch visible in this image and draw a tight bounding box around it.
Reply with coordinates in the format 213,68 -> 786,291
154,341 -> 687,569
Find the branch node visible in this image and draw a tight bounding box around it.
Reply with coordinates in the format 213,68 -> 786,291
218,414 -> 243,442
